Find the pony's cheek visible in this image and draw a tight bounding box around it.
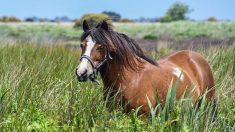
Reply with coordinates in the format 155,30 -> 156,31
92,55 -> 105,64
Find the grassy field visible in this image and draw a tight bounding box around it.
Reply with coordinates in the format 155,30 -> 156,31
0,22 -> 235,131
1,21 -> 235,43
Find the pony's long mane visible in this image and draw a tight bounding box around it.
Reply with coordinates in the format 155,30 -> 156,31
81,21 -> 157,70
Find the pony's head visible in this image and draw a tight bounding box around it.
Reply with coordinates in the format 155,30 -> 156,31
75,20 -> 112,82
75,20 -> 156,82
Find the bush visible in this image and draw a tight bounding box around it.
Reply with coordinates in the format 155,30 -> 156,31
39,18 -> 46,22
102,11 -> 121,22
74,13 -> 112,28
25,17 -> 34,22
159,15 -> 173,23
0,16 -> 21,22
160,2 -> 191,22
207,16 -> 217,22
118,18 -> 134,23
143,34 -> 158,40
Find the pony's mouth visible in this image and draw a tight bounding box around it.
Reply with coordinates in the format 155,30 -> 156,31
77,73 -> 95,82
77,76 -> 88,82
75,70 -> 88,82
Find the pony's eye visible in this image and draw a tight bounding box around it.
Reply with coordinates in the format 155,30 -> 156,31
96,46 -> 104,51
80,44 -> 83,49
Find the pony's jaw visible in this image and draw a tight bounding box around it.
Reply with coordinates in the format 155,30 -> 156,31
76,35 -> 95,81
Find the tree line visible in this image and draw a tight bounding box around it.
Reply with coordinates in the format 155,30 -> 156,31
0,2 -> 218,23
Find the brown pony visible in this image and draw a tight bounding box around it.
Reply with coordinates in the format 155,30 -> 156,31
75,20 -> 215,115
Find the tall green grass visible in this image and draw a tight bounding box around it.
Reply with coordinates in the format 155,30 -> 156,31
0,44 -> 234,131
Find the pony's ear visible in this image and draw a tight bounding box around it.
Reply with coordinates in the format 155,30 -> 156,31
82,20 -> 89,31
100,21 -> 109,30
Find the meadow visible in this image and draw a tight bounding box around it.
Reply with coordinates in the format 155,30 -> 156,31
1,21 -> 235,42
0,21 -> 235,131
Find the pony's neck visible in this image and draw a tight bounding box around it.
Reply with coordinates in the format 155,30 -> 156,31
99,56 -> 144,88
99,58 -> 123,87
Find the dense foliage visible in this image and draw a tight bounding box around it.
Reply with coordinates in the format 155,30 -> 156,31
74,13 -> 111,28
102,11 -> 121,22
0,16 -> 21,22
160,2 -> 191,22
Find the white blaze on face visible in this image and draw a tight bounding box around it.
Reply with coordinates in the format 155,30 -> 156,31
172,67 -> 184,81
76,35 -> 95,76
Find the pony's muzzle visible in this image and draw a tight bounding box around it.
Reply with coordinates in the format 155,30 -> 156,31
75,68 -> 88,82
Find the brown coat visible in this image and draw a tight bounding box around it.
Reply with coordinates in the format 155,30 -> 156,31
101,50 -> 215,114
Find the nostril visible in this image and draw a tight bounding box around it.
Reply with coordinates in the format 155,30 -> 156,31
81,70 -> 87,76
